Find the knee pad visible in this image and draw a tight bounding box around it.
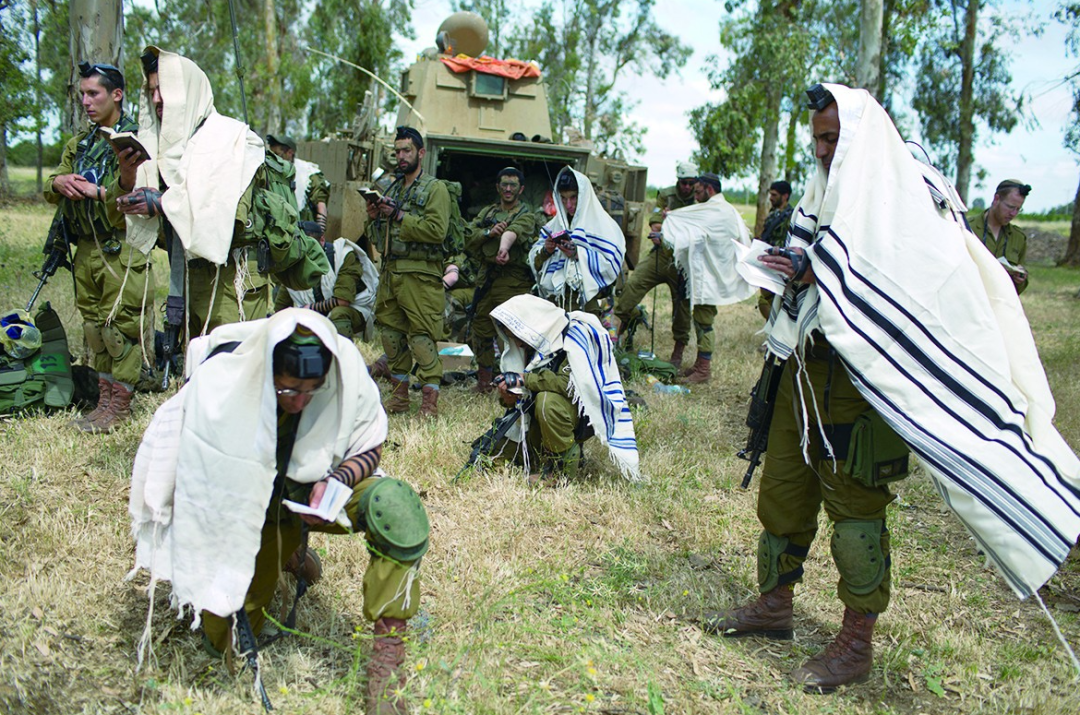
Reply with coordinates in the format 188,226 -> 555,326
831,519 -> 887,596
408,333 -> 439,370
357,478 -> 430,562
381,328 -> 408,362
83,321 -> 106,354
327,307 -> 354,339
101,323 -> 133,360
757,530 -> 808,592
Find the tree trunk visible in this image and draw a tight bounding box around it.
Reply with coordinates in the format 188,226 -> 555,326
33,0 -> 43,194
955,0 -> 979,203
67,0 -> 124,134
782,104 -> 800,180
856,0 -> 884,99
879,0 -> 895,100
0,123 -> 10,200
1059,172 -> 1080,268
262,0 -> 281,134
754,84 -> 782,237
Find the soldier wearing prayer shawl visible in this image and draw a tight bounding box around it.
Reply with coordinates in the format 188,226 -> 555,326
707,84 -> 1080,693
489,294 -> 640,486
128,310 -> 428,715
529,168 -> 625,317
117,47 -> 326,336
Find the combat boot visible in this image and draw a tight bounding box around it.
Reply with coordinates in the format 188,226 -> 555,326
702,584 -> 794,639
419,385 -> 439,419
72,376 -> 111,430
790,607 -> 876,693
369,354 -> 391,382
384,378 -> 410,414
680,356 -> 712,384
366,617 -> 408,715
86,381 -> 133,433
475,366 -> 494,394
669,341 -> 686,369
283,546 -> 322,585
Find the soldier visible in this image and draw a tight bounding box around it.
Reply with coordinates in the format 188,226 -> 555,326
117,48 -> 326,336
267,133 -> 331,234
367,126 -> 450,418
757,180 -> 794,319
45,61 -> 152,433
464,167 -> 538,393
967,179 -> 1031,294
614,161 -> 698,366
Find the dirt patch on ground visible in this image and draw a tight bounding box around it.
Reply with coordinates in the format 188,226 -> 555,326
1023,227 -> 1069,265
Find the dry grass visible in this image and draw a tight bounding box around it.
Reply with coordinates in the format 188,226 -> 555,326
2,201 -> 1080,714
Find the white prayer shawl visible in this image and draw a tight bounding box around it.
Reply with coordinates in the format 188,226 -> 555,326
128,309 -> 387,623
125,47 -> 265,263
491,294 -> 641,481
529,167 -> 625,308
765,83 -> 1080,599
665,192 -> 756,308
286,238 -> 379,339
293,157 -> 321,210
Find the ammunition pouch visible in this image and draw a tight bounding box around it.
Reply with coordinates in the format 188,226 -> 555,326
387,238 -> 444,263
842,409 -> 910,488
831,520 -> 887,596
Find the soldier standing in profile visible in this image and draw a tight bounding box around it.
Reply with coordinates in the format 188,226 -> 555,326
367,126 -> 450,418
267,133 -> 332,236
614,161 -> 698,367
45,61 -> 152,433
464,167 -> 538,393
757,180 -> 794,319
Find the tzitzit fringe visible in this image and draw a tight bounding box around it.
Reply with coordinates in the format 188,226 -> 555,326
104,259 -> 132,325
232,247 -> 248,322
88,219 -> 121,281
200,265 -> 221,337
138,260 -> 152,369
1034,590 -> 1080,676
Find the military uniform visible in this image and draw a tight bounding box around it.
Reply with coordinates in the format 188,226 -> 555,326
967,212 -> 1028,294
371,172 -> 450,387
523,358 -> 583,478
300,171 -> 331,224
464,202 -> 538,369
757,340 -> 894,616
757,204 -> 794,318
274,247 -> 368,339
44,113 -> 154,389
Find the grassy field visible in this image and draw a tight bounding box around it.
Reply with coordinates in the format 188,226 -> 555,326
2,201 -> 1080,714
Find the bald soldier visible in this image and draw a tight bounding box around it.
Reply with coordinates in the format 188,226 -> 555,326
615,161 -> 698,367
967,179 -> 1031,294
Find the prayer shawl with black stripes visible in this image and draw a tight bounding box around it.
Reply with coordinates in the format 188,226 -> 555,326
529,167 -> 625,309
491,294 -> 641,481
764,84 -> 1080,599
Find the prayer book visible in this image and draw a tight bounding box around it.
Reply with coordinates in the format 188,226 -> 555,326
282,477 -> 352,521
98,126 -> 150,162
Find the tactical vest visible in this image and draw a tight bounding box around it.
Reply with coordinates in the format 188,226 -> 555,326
0,304 -> 74,415
383,174 -> 464,262
66,112 -> 139,240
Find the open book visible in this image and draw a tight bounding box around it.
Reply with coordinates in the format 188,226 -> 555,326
282,477 -> 352,522
98,126 -> 150,162
357,186 -> 383,203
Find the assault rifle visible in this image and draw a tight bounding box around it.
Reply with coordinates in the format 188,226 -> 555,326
452,394 -> 534,484
27,209 -> 74,312
158,295 -> 184,389
736,355 -> 784,489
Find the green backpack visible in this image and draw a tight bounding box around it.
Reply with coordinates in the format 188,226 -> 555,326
0,304 -> 74,415
440,179 -> 467,258
615,348 -> 678,383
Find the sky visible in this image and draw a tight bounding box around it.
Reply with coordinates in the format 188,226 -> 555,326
399,0 -> 1078,212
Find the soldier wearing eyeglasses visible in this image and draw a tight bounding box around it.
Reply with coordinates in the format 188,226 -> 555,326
463,167 -> 538,393
45,61 -> 152,434
968,179 -> 1032,294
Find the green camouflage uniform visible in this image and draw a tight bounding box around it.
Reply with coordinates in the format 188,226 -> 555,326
202,412 -> 421,652
274,248 -> 367,339
757,204 -> 794,319
300,171 -> 331,224
465,202 -> 538,369
371,173 -> 450,386
967,212 -> 1029,294
757,339 -> 894,615
44,113 -> 153,386
615,185 -> 696,346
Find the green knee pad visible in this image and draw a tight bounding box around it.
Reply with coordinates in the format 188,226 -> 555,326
408,333 -> 439,371
83,321 -> 106,355
381,328 -> 408,362
328,307 -> 355,339
831,519 -> 887,596
758,530 -> 789,593
101,323 -> 133,361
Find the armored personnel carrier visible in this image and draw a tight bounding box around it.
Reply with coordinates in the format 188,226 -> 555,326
298,11 -> 648,267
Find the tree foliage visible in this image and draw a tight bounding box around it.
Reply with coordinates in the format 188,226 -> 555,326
1054,1 -> 1080,267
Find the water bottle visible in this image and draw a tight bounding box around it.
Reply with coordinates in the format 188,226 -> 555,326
653,382 -> 690,395
3,323 -> 42,359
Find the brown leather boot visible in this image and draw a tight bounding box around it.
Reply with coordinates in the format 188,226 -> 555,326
680,356 -> 712,384
369,354 -> 391,382
669,341 -> 686,369
366,617 -> 408,715
702,585 -> 794,639
283,546 -> 322,585
384,377 -> 410,414
87,381 -> 133,433
419,385 -> 439,419
72,376 -> 111,430
475,366 -> 494,394
790,607 -> 876,693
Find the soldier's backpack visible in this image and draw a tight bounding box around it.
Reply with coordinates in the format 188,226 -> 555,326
0,303 -> 74,415
440,179 -> 467,258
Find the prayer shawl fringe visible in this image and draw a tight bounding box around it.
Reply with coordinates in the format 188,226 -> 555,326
765,84 -> 1080,599
664,192 -> 756,308
492,294 -> 641,481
